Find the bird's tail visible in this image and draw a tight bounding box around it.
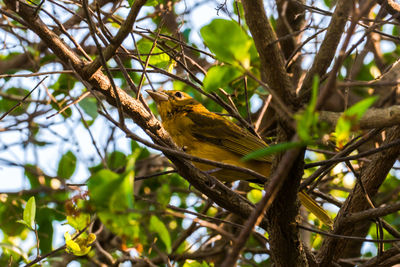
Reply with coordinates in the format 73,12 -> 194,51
298,191 -> 333,228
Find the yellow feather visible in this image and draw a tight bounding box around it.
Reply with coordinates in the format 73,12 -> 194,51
147,89 -> 332,227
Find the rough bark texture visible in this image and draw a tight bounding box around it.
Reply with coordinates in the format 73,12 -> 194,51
266,148 -> 308,267
3,0 -> 270,232
242,1 -> 308,265
317,125 -> 400,265
4,0 -> 400,265
242,0 -> 295,106
299,0 -> 354,100
275,0 -> 306,85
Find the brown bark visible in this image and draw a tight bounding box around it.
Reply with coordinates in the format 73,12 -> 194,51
317,126 -> 400,265
299,0 -> 354,100
3,0 -> 270,233
242,0 -> 296,108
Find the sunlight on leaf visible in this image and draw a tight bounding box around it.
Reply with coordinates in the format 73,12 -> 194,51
150,215 -> 171,253
242,142 -> 304,161
247,189 -> 262,204
23,197 -> 36,229
335,96 -> 378,148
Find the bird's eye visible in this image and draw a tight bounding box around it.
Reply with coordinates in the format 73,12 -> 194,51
174,92 -> 183,98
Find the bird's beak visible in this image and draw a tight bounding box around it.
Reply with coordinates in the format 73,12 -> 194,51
146,90 -> 169,102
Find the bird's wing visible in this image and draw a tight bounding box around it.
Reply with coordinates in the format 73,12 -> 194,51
186,110 -> 273,162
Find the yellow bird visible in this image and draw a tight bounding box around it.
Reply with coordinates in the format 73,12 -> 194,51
147,89 -> 332,226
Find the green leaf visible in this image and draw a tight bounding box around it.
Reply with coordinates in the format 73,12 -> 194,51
247,189 -> 262,204
50,101 -> 73,119
23,197 -> 36,229
232,0 -> 244,18
88,169 -> 134,212
65,231 -> 96,256
335,96 -> 378,147
156,183 -> 172,206
66,238 -> 81,254
0,201 -> 25,236
0,87 -> 30,115
36,207 -> 56,254
137,39 -> 170,69
343,96 -> 378,120
323,0 -> 335,8
97,211 -> 139,244
88,169 -> 120,209
16,220 -> 30,228
203,65 -> 242,92
242,142 -> 304,161
67,213 -> 91,231
0,242 -> 29,264
182,28 -> 191,42
57,151 -> 77,179
24,164 -> 42,188
309,76 -> 319,112
79,97 -> 98,120
109,170 -> 135,212
201,19 -> 253,67
108,151 -> 127,171
145,0 -> 159,6
150,215 -> 171,253
131,141 -> 150,161
249,183 -> 264,190
27,0 -> 42,6
50,73 -> 76,93
183,261 -> 212,267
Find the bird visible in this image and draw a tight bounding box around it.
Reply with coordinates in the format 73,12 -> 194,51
146,89 -> 332,227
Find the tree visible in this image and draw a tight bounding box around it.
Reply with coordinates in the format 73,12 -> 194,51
1,0 -> 400,266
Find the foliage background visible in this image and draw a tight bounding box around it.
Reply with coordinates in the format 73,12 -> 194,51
1,0 -> 400,266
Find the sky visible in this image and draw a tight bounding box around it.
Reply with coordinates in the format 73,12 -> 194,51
0,0 -> 229,192
1,0 -> 392,260
0,1 -> 232,260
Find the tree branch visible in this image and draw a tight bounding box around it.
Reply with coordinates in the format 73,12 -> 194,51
3,0 -> 271,235
299,0 -> 354,100
221,145 -> 304,267
242,0 -> 295,109
317,125 -> 400,265
320,105 -> 400,130
83,0 -> 147,76
343,201 -> 400,224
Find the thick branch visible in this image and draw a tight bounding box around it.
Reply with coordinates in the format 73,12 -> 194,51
3,0 -> 270,232
221,147 -> 304,267
242,2 -> 308,265
0,0 -> 113,74
317,125 -> 400,265
299,0 -> 354,100
343,201 -> 400,224
242,0 -> 295,108
83,0 -> 147,76
376,0 -> 400,18
266,147 -> 308,267
319,105 -> 400,130
361,246 -> 400,267
275,0 -> 306,85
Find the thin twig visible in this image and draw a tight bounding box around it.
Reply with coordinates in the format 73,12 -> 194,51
46,91 -> 90,119
305,138 -> 400,169
99,110 -> 269,182
135,170 -> 177,181
83,0 -> 125,126
0,76 -> 47,121
298,224 -> 400,243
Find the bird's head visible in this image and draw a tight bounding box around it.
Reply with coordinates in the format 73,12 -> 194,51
146,90 -> 202,120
